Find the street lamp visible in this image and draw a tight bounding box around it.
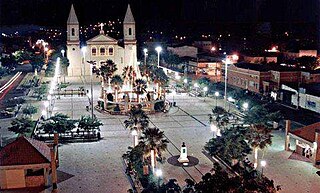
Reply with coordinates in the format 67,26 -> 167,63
131,129 -> 138,147
61,49 -> 65,57
210,123 -> 218,138
227,96 -> 234,112
81,46 -> 87,78
242,102 -> 249,111
261,160 -> 266,175
44,101 -> 49,118
183,78 -> 188,84
214,91 -> 219,107
155,169 -> 162,188
155,46 -> 162,68
143,48 -> 148,66
87,61 -> 96,118
224,58 -> 231,109
203,87 -> 208,101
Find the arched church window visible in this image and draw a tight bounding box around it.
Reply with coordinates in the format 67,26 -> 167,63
129,28 -> 132,36
72,28 -> 75,36
108,47 -> 114,56
92,47 -> 97,56
100,47 -> 106,55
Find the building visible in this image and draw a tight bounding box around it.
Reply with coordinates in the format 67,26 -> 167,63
281,83 -> 320,113
285,120 -> 320,166
224,62 -> 320,95
0,135 -> 58,190
167,45 -> 198,58
66,4 -> 138,77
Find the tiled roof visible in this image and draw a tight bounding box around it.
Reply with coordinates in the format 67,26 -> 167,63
0,136 -> 51,166
290,122 -> 320,143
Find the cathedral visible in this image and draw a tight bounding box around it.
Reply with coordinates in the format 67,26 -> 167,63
66,4 -> 138,78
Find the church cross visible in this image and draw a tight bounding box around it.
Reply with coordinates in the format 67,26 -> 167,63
99,23 -> 104,31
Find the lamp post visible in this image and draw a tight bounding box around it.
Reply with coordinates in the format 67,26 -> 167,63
155,46 -> 162,68
44,101 -> 49,118
87,61 -> 96,118
143,48 -> 148,66
210,123 -> 218,138
155,169 -> 162,188
183,78 -> 188,90
203,87 -> 208,101
224,58 -> 230,109
214,91 -> 219,107
261,160 -> 266,175
81,46 -> 87,79
61,49 -> 65,57
227,96 -> 233,112
172,90 -> 176,105
131,129 -> 138,147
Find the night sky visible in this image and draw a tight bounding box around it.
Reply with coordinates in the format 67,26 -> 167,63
0,0 -> 319,34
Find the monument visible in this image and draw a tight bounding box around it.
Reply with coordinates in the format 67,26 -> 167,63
178,142 -> 189,165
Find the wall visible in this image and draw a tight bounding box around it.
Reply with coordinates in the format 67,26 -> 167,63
292,93 -> 320,113
0,169 -> 26,189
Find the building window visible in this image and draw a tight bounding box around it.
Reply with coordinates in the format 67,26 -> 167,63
72,28 -> 75,36
129,28 -> 132,35
108,47 -> 114,56
92,47 -> 97,56
100,47 -> 106,55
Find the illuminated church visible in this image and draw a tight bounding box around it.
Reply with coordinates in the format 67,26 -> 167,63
66,4 -> 138,77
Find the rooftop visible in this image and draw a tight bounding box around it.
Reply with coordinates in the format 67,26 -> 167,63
0,136 -> 51,166
290,122 -> 320,143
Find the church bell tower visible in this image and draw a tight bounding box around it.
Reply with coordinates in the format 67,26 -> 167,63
66,4 -> 81,77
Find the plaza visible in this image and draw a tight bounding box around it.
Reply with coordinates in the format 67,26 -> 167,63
6,78 -> 316,193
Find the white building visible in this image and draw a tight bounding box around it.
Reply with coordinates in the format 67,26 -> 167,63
66,4 -> 138,77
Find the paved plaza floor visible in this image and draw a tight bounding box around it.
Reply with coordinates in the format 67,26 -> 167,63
1,80 -> 319,193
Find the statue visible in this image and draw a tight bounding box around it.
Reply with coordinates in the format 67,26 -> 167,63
178,142 -> 189,165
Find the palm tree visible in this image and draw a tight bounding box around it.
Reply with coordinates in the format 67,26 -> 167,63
139,127 -> 169,172
111,75 -> 123,102
8,117 -> 35,136
41,113 -> 77,136
22,105 -> 38,118
124,105 -> 149,146
122,66 -> 136,87
93,59 -> 117,97
246,124 -> 272,168
78,115 -> 103,137
150,67 -> 169,98
134,79 -> 147,102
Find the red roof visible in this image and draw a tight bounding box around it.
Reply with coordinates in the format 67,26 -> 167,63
290,122 -> 320,143
0,136 -> 51,166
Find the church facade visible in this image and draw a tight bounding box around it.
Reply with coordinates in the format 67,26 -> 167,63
66,4 -> 138,77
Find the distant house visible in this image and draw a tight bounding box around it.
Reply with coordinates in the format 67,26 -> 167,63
0,135 -> 58,190
285,121 -> 320,166
167,45 -> 198,58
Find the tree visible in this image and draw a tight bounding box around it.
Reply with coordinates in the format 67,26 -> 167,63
30,54 -> 44,71
134,79 -> 147,102
194,163 -> 278,193
139,127 -> 169,172
22,105 -> 38,118
0,66 -> 8,79
78,115 -> 103,133
0,55 -> 16,70
41,113 -> 77,134
246,124 -> 272,168
93,59 -> 117,97
8,117 -> 35,135
111,75 -> 123,102
13,50 -> 32,63
243,105 -> 281,128
197,77 -> 211,88
122,66 -> 136,86
150,67 -> 169,97
124,105 -> 149,146
205,126 -> 251,165
297,56 -> 318,70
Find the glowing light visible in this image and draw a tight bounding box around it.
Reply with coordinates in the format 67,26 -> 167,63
261,160 -> 267,167
203,87 -> 208,92
215,91 -> 219,97
155,169 -> 162,177
155,46 -> 162,53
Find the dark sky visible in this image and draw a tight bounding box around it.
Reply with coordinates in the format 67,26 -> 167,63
0,0 -> 318,31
